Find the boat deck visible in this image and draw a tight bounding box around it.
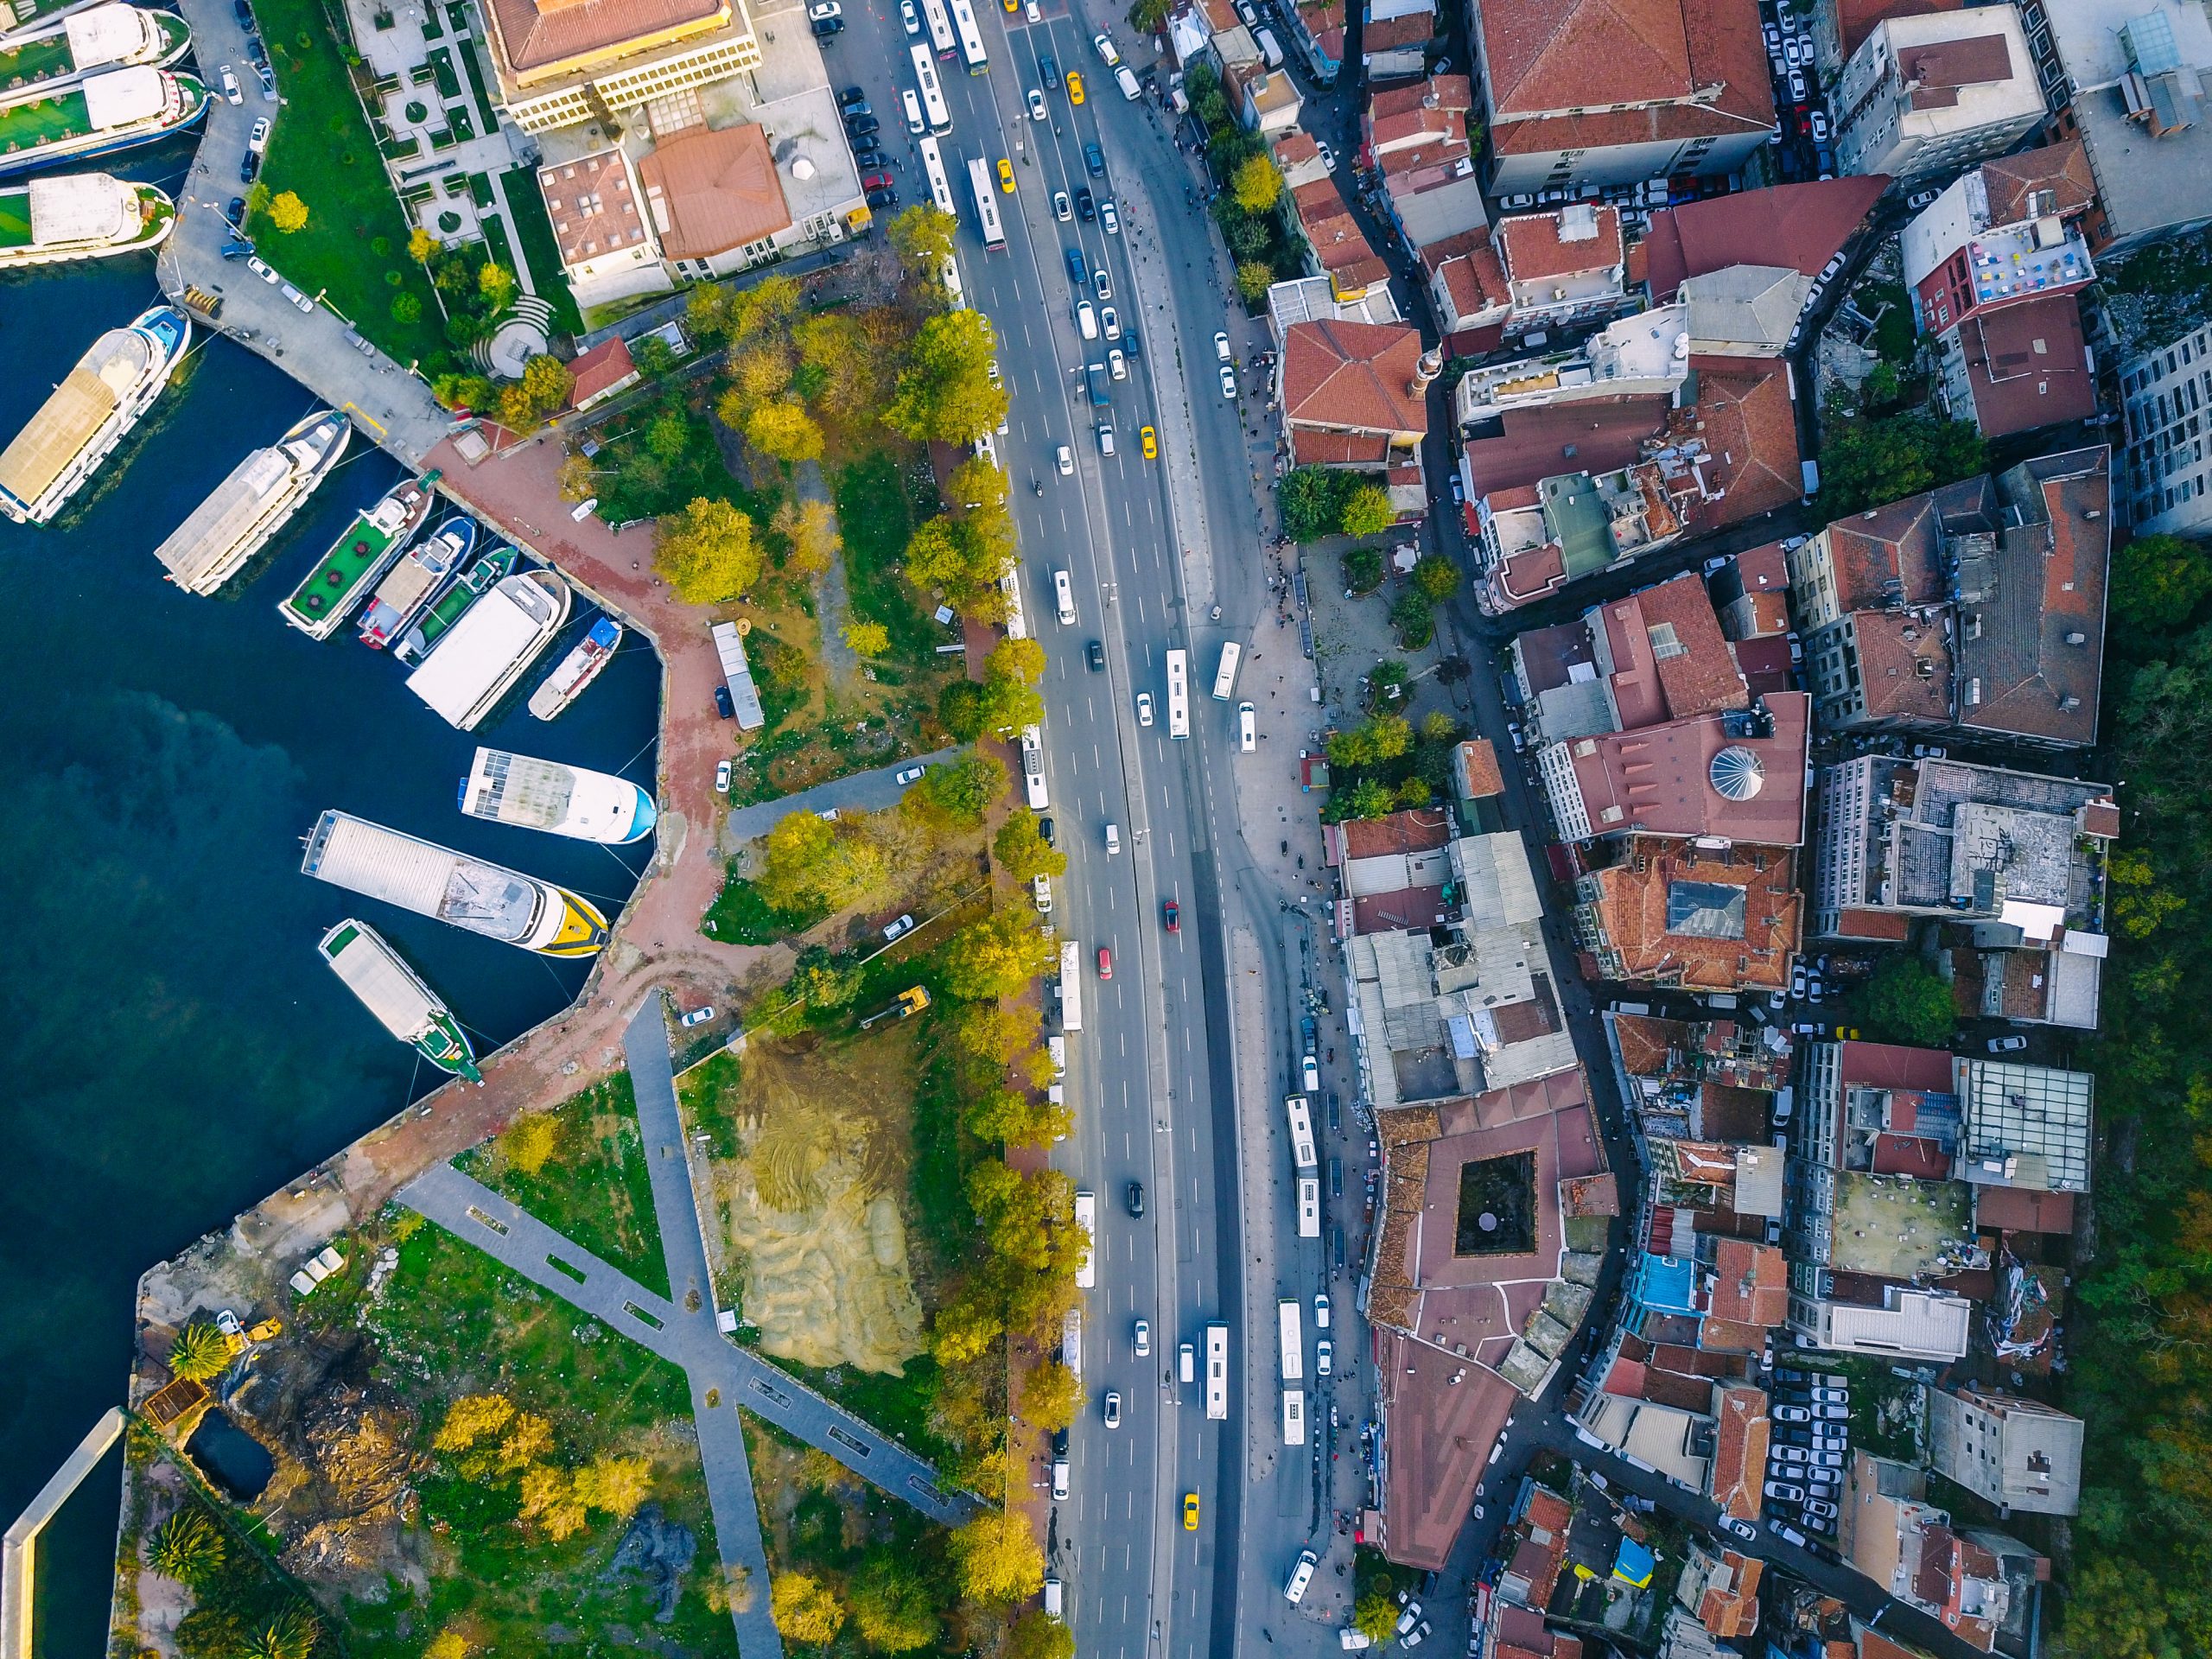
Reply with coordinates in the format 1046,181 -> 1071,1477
282,512 -> 408,626
0,87 -> 90,153
0,189 -> 35,248
0,34 -> 73,88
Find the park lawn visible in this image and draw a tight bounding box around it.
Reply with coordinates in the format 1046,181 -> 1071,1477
835,450 -> 950,673
249,0 -> 443,363
333,1218 -> 729,1659
454,1071 -> 669,1298
494,165 -> 584,336
702,869 -> 830,944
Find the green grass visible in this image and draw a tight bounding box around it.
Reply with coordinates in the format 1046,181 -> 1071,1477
498,165 -> 585,335
248,0 -> 444,364
454,35 -> 499,130
762,1351 -> 959,1468
835,453 -> 945,672
454,1071 -> 669,1298
702,867 -> 830,944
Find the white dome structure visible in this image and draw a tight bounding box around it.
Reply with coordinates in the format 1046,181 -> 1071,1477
1709,746 -> 1765,801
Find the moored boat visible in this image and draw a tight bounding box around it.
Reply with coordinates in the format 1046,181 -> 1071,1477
0,298 -> 185,524
317,917 -> 481,1083
150,407 -> 348,594
301,810 -> 608,957
404,569 -> 570,732
394,541 -> 517,665
526,615 -> 622,720
0,6 -> 191,95
461,747 -> 657,845
0,172 -> 173,269
0,65 -> 207,180
277,472 -> 437,639
358,513 -> 474,649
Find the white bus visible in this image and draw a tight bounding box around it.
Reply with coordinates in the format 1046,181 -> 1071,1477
1282,1389 -> 1306,1446
965,156 -> 1007,251
1020,725 -> 1047,810
1204,1322 -> 1230,1420
1211,639 -> 1243,700
1000,564 -> 1028,639
1058,938 -> 1083,1032
1285,1095 -> 1318,1172
1277,1298 -> 1303,1382
920,0 -> 956,58
1062,1305 -> 1083,1377
918,140 -> 957,219
1073,1189 -> 1097,1289
1165,648 -> 1191,739
1296,1176 -> 1320,1239
950,0 -> 988,72
909,46 -> 953,134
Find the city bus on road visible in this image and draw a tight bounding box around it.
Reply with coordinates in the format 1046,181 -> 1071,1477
919,0 -> 956,58
949,0 -> 988,71
1296,1176 -> 1320,1238
1211,639 -> 1243,700
1205,1322 -> 1230,1420
965,156 -> 1007,251
909,51 -> 953,135
1073,1188 -> 1096,1289
918,135 -> 957,213
1277,1298 -> 1303,1382
1285,1094 -> 1318,1171
1166,648 -> 1191,738
1282,1389 -> 1306,1446
1058,938 -> 1083,1031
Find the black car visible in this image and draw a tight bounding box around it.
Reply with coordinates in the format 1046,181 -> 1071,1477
232,0 -> 254,23
1075,187 -> 1095,221
1125,1181 -> 1145,1217
838,83 -> 868,105
866,187 -> 899,209
1038,815 -> 1055,844
715,684 -> 735,719
1051,1427 -> 1070,1457
811,16 -> 842,35
239,153 -> 258,183
1038,52 -> 1059,87
245,35 -> 266,65
1086,639 -> 1105,671
1084,142 -> 1106,177
853,149 -> 888,173
227,195 -> 246,225
845,112 -> 878,137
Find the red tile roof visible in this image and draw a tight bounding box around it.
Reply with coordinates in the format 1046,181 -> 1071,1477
1952,293 -> 2096,439
1281,319 -> 1429,438
1567,693 -> 1810,843
1832,0 -> 1959,60
1711,1389 -> 1770,1521
1979,139 -> 2096,226
1838,1039 -> 1955,1093
1827,488 -> 1948,609
1708,1238 -> 1788,1326
1457,738 -> 1506,798
566,334 -> 638,407
637,123 -> 791,262
1974,1185 -> 2075,1235
1482,0 -> 1693,116
1497,206 -> 1624,283
1580,838 -> 1803,992
1685,359 -> 1802,524
1363,10 -> 1433,51
1465,396 -> 1673,495
1342,805 -> 1453,856
486,0 -> 725,76
1641,177 -> 1890,301
538,149 -> 652,268
1601,571 -> 1751,728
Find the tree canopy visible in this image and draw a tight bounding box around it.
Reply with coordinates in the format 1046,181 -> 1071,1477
1860,956 -> 1955,1047
941,908 -> 1058,1002
2110,531 -> 2212,638
1231,152 -> 1282,213
1340,482 -> 1395,538
949,1508 -> 1047,1605
977,637 -> 1049,734
1814,410 -> 1986,518
754,809 -> 888,915
887,203 -> 959,274
653,498 -> 761,604
886,309 -> 1007,444
994,812 -> 1066,882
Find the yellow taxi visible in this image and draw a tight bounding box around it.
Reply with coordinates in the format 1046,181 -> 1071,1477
1141,424 -> 1158,459
997,156 -> 1015,194
1067,69 -> 1085,104
1182,1492 -> 1200,1531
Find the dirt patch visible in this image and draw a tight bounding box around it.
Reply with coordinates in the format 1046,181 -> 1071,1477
709,1027 -> 927,1375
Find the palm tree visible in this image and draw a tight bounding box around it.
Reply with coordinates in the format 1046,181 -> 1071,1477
244,1603 -> 320,1659
166,1322 -> 231,1382
145,1509 -> 224,1584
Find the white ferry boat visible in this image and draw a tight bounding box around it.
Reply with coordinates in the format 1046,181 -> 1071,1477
405,568 -> 570,731
461,747 -> 656,845
317,917 -> 481,1082
0,299 -> 185,524
0,172 -> 173,269
0,64 -> 207,180
0,5 -> 192,94
358,514 -> 473,649
152,408 -> 349,594
300,810 -> 608,957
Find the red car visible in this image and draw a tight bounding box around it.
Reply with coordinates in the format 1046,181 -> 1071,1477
861,169 -> 893,192
1097,946 -> 1114,980
1163,899 -> 1180,933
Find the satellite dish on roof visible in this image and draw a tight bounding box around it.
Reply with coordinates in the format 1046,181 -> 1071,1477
1710,746 -> 1765,801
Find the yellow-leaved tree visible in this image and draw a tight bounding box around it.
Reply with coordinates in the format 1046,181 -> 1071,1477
653,498 -> 761,604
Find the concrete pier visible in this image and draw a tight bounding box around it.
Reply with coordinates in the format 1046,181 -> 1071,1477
3,1407 -> 125,1659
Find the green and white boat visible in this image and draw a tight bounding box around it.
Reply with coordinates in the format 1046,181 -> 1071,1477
0,171 -> 172,267
277,472 -> 437,639
394,539 -> 518,665
0,64 -> 207,179
317,917 -> 481,1083
0,5 -> 190,94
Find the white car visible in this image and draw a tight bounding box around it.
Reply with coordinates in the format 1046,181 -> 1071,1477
679,1005 -> 715,1027
281,281 -> 314,314
1028,87 -> 1048,120
1101,305 -> 1120,340
1053,189 -> 1071,220
1214,330 -> 1232,362
1105,822 -> 1121,855
900,0 -> 918,29
248,115 -> 270,153
1025,0 -> 1039,16
246,254 -> 278,284
1316,139 -> 1336,169
1101,200 -> 1119,234
715,759 -> 732,794
255,60 -> 276,100
1092,29 -> 1120,63
1108,347 -> 1127,380
220,66 -> 242,104
1057,443 -> 1074,475
894,764 -> 925,785
1315,1338 -> 1332,1376
807,0 -> 842,18
1133,1319 -> 1151,1356
1301,1053 -> 1320,1091
1103,1390 -> 1122,1428
1135,691 -> 1154,726
1720,1516 -> 1760,1542
1809,109 -> 1830,143
1219,365 -> 1236,399
883,913 -> 917,941
1314,1292 -> 1331,1328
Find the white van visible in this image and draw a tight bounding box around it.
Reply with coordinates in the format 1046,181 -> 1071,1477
902,88 -> 925,133
1077,301 -> 1099,340
1043,1575 -> 1065,1619
1254,24 -> 1283,67
1179,1342 -> 1196,1382
1116,62 -> 1141,99
1052,567 -> 1076,625
1104,822 -> 1121,855
1284,1549 -> 1319,1604
1237,700 -> 1256,752
1052,1459 -> 1069,1499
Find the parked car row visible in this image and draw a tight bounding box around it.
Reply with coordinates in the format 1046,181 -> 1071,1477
1763,1369 -> 1852,1535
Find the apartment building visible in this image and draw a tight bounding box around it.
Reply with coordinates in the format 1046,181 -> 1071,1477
1832,7 -> 2042,182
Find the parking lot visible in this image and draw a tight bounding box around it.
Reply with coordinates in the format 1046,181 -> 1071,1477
1761,1364 -> 1854,1547
1762,0 -> 1834,182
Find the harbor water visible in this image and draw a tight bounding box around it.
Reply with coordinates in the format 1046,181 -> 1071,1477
0,240 -> 658,1654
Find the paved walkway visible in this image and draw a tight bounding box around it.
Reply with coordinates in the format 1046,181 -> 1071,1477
794,461 -> 861,697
